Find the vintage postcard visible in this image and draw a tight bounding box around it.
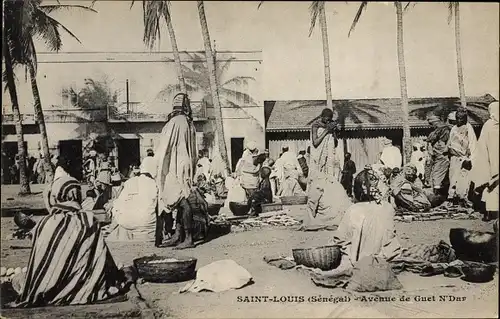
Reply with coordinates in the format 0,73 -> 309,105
1,1 -> 498,318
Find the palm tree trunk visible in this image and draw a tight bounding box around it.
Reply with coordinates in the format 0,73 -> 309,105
395,2 -> 411,164
28,63 -> 54,183
454,3 -> 466,108
165,10 -> 187,94
319,2 -> 333,110
197,1 -> 231,174
4,43 -> 31,195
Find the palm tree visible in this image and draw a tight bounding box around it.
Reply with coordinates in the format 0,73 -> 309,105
258,1 -> 334,110
447,2 -> 466,108
131,0 -> 187,94
156,52 -> 262,135
196,1 -> 230,174
349,2 -> 413,163
12,0 -> 96,182
2,11 -> 31,194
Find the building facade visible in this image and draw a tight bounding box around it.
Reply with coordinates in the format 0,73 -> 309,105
2,50 -> 264,179
264,95 -> 494,170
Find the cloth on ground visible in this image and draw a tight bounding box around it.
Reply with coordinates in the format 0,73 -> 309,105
180,260 -> 252,293
263,255 -> 297,270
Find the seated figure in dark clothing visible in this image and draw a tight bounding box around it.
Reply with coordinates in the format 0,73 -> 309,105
159,187 -> 210,250
248,167 -> 273,217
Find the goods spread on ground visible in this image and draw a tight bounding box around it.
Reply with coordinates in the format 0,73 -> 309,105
396,203 -> 480,222
147,258 -> 180,264
0,267 -> 27,283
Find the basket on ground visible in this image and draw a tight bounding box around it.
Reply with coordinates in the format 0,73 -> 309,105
292,245 -> 341,271
229,202 -> 250,216
461,262 -> 496,283
13,211 -> 36,230
133,255 -> 197,283
207,202 -> 222,216
280,196 -> 308,205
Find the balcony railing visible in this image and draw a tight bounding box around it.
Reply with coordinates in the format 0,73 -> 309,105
108,100 -> 208,122
2,101 -> 207,125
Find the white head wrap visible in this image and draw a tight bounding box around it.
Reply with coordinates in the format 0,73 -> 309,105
245,140 -> 257,152
140,156 -> 157,177
448,112 -> 456,121
489,102 -> 499,123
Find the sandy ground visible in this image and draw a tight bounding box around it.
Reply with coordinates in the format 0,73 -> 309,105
1,185 -> 498,318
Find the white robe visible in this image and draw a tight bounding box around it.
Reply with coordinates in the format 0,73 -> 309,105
107,175 -> 158,242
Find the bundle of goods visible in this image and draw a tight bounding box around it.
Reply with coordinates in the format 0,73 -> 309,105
1,267 -> 27,283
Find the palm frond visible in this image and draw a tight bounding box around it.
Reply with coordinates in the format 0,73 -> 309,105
403,2 -> 416,12
447,2 -> 455,25
221,98 -> 264,131
308,1 -> 322,37
39,4 -> 97,14
348,1 -> 368,37
33,9 -> 83,50
222,76 -> 256,87
220,87 -> 258,106
142,1 -> 170,49
216,57 -> 235,80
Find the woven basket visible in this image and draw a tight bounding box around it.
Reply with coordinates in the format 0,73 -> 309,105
292,245 -> 341,271
133,255 -> 197,283
280,196 -> 308,205
207,203 -> 222,216
461,262 -> 496,283
229,202 -> 250,216
13,212 -> 36,230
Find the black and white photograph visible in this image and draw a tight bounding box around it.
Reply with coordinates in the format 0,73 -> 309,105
1,1 -> 498,318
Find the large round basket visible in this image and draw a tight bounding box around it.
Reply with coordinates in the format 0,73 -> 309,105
292,245 -> 341,271
280,196 -> 308,206
133,255 -> 197,283
229,202 -> 250,216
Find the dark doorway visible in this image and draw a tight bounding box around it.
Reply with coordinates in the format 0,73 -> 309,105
230,137 -> 244,172
2,141 -> 28,185
59,140 -> 83,181
117,139 -> 140,177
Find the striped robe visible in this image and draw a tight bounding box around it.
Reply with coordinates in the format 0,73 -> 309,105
15,173 -> 122,307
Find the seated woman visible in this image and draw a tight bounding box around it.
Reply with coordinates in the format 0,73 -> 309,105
315,173 -> 402,278
300,172 -> 352,231
278,162 -> 306,197
13,156 -> 125,307
248,166 -> 273,216
391,164 -> 442,213
160,173 -> 210,250
106,157 -> 158,242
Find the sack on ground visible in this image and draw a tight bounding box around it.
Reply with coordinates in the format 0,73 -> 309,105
348,256 -> 403,292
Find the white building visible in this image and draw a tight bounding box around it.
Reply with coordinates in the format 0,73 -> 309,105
2,50 -> 263,178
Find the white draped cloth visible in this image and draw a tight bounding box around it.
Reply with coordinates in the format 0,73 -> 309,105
380,145 -> 402,170
472,102 -> 499,211
154,113 -> 197,213
310,127 -> 340,181
107,157 -> 158,242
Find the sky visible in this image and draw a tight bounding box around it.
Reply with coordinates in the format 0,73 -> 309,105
20,1 -> 500,101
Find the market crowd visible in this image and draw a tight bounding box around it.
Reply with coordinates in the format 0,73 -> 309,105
4,93 -> 498,308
